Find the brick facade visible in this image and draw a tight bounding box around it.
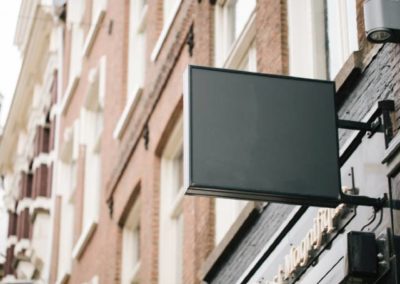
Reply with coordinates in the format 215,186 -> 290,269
3,0 -> 400,283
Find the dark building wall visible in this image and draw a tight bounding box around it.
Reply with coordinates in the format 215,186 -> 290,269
205,43 -> 400,284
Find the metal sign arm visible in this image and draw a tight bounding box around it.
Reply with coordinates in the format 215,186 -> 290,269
338,100 -> 395,208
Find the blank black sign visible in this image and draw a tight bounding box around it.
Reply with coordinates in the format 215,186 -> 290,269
184,65 -> 341,207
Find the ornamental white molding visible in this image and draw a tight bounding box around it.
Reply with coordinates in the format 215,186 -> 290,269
17,198 -> 33,214
7,236 -> 18,248
150,0 -> 183,61
14,239 -> 32,258
113,87 -> 143,140
60,74 -> 80,115
72,220 -> 98,260
32,152 -> 54,171
30,197 -> 51,220
82,0 -> 107,58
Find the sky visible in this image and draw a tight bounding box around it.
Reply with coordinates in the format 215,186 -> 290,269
0,1 -> 22,126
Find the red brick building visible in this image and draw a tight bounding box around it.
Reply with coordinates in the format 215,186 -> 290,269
2,0 -> 400,283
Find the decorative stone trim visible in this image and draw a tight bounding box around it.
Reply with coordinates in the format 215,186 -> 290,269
14,239 -> 32,258
6,236 -> 18,248
30,197 -> 51,221
16,198 -> 33,214
113,87 -> 143,140
56,271 -> 70,284
150,0 -> 184,61
60,75 -> 80,115
82,0 -> 107,58
72,220 -> 98,260
32,152 -> 53,170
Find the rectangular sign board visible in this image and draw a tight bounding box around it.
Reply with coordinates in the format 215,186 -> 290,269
184,65 -> 341,207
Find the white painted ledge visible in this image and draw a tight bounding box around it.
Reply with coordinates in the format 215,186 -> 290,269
6,236 -> 17,248
56,270 -> 70,284
82,6 -> 106,58
32,151 -> 53,170
129,262 -> 141,283
150,0 -> 183,61
14,239 -> 31,257
113,87 -> 143,140
72,220 -> 98,260
30,197 -> 51,217
61,75 -> 80,115
17,198 -> 33,214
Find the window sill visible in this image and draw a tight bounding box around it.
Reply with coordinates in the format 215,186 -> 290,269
150,0 -> 183,61
15,239 -> 32,257
334,51 -> 362,93
30,197 -> 51,221
55,270 -> 70,284
82,3 -> 107,58
16,198 -> 33,214
6,236 -> 17,248
129,262 -> 141,283
32,152 -> 53,170
113,87 -> 143,140
61,75 -> 80,115
72,220 -> 98,260
198,201 -> 261,280
222,10 -> 256,69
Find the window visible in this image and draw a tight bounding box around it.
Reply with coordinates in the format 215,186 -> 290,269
326,0 -> 358,79
214,0 -> 256,67
150,0 -> 182,60
159,116 -> 184,284
287,0 -> 358,79
67,0 -> 85,80
82,62 -> 104,230
121,196 -> 141,284
213,2 -> 256,245
113,0 -> 147,139
72,57 -> 105,260
56,123 -> 78,281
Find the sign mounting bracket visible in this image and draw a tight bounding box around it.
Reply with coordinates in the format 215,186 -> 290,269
338,100 -> 395,209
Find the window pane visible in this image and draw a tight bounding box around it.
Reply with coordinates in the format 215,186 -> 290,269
234,0 -> 256,39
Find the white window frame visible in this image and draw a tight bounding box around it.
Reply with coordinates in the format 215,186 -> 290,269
82,0 -> 107,57
287,0 -> 358,80
113,0 -> 148,140
121,196 -> 141,284
326,0 -> 358,79
214,0 -> 256,68
213,0 -> 256,246
72,57 -> 106,260
159,116 -> 184,284
150,0 -> 183,61
61,0 -> 85,114
287,0 -> 327,79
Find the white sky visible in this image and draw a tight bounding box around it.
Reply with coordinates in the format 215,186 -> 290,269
0,1 -> 22,126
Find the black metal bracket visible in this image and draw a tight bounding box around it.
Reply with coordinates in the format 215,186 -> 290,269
338,100 -> 395,209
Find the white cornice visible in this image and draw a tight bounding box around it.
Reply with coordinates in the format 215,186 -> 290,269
0,5 -> 53,174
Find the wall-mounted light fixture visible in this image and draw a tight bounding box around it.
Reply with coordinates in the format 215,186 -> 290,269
364,0 -> 400,43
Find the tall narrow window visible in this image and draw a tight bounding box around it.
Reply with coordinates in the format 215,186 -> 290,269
67,0 -> 85,80
159,116 -> 184,284
287,0 -> 358,79
214,0 -> 256,67
287,0 -> 327,79
121,196 -> 141,284
127,0 -> 147,100
114,0 -> 147,139
326,0 -> 358,79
